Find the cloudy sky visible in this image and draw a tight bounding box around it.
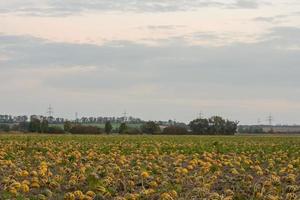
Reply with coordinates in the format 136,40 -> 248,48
1,0 -> 300,124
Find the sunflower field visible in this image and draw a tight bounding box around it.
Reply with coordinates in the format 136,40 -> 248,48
0,135 -> 299,200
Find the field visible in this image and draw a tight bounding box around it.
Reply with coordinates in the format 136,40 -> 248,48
0,135 -> 299,200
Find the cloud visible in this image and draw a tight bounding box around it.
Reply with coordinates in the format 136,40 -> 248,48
261,26 -> 300,49
0,0 -> 265,16
144,25 -> 186,30
0,54 -> 10,61
1,26 -> 300,89
269,26 -> 300,39
1,25 -> 300,123
253,15 -> 289,24
233,0 -> 259,9
254,17 -> 276,22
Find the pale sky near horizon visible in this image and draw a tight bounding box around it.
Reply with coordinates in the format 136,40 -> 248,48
1,0 -> 300,124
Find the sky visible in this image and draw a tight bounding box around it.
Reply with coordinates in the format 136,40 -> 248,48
0,0 -> 300,125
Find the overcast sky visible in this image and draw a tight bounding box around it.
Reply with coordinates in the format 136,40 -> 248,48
1,0 -> 300,124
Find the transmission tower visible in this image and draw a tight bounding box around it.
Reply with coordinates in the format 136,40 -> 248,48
198,111 -> 203,119
257,118 -> 261,125
267,114 -> 273,126
75,112 -> 78,122
47,105 -> 54,117
122,110 -> 127,122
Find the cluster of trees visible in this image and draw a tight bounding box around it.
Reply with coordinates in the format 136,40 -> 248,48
28,119 -> 65,134
189,116 -> 239,135
116,116 -> 238,135
115,122 -> 141,134
163,126 -> 188,135
0,119 -> 65,134
0,122 -> 31,132
0,116 -> 238,135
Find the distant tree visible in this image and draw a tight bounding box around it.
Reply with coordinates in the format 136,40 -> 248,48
64,121 -> 72,132
125,127 -> 142,135
208,116 -> 226,134
141,121 -> 161,134
224,120 -> 239,135
118,127 -> 142,135
40,120 -> 49,133
18,122 -> 30,132
119,123 -> 128,134
268,128 -> 274,134
189,118 -> 209,134
47,126 -> 65,134
163,126 -> 188,135
70,125 -> 102,134
0,124 -> 10,132
105,121 -> 113,134
189,116 -> 238,135
29,119 -> 41,133
11,124 -> 20,132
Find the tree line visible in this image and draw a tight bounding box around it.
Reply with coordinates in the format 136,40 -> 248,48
0,116 -> 238,135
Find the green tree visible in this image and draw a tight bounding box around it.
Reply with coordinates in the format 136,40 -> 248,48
29,118 -> 41,132
17,122 -> 30,132
64,121 -> 72,132
125,127 -> 141,135
189,116 -> 238,135
189,118 -> 209,135
40,119 -> 49,133
119,123 -> 128,134
69,125 -> 102,134
48,126 -> 65,134
208,116 -> 226,134
224,120 -> 239,135
0,124 -> 10,132
141,121 -> 161,134
163,126 -> 188,135
105,121 -> 113,134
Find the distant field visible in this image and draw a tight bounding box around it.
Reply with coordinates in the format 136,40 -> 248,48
0,135 -> 299,199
